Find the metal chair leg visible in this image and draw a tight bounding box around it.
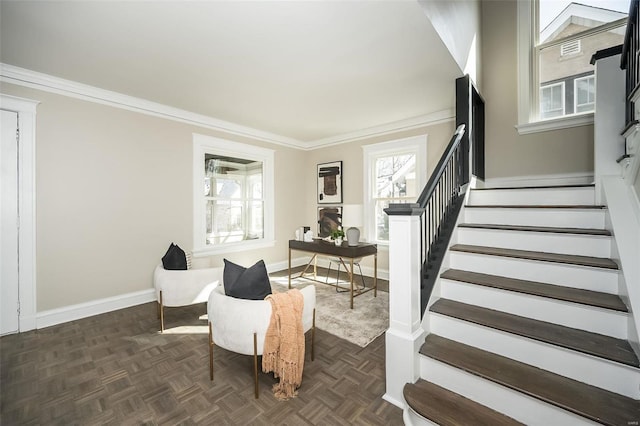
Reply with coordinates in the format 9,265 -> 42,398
209,322 -> 214,381
311,309 -> 315,362
253,332 -> 259,398
159,291 -> 165,333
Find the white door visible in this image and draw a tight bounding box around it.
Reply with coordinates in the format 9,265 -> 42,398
1,109 -> 20,335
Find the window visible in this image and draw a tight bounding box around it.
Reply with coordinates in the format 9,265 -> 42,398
540,82 -> 565,118
193,134 -> 274,255
575,75 -> 596,113
517,0 -> 629,133
362,135 -> 427,245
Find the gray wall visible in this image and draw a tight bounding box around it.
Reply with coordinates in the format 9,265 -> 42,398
0,82 -> 456,312
481,0 -> 594,180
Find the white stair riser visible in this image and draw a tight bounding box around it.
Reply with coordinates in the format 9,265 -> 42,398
464,208 -> 606,229
468,187 -> 595,206
419,356 -> 599,425
456,228 -> 611,258
440,280 -> 627,338
429,316 -> 640,398
449,251 -> 619,294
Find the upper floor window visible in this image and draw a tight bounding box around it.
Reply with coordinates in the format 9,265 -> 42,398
363,135 -> 427,245
193,134 -> 274,255
518,0 -> 629,133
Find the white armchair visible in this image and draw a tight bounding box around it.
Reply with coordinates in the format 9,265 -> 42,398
207,284 -> 316,398
153,264 -> 222,332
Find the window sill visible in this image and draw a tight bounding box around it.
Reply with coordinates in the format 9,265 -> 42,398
192,238 -> 275,257
516,112 -> 594,135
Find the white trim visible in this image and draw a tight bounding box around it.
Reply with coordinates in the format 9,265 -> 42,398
0,94 -> 38,332
0,63 -> 304,149
305,109 -> 454,150
36,289 -> 155,330
481,172 -> 594,188
192,133 -> 275,256
517,0 -> 536,126
516,112 -> 594,134
1,63 -> 455,150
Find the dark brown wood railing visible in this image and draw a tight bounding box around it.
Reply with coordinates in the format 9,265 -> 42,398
385,75 -> 484,315
621,0 -> 640,128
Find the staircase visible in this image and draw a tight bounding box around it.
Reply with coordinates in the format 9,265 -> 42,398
403,185 -> 640,425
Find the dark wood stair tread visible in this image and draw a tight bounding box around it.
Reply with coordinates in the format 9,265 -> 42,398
429,299 -> 639,367
404,379 -> 524,426
458,223 -> 611,236
440,269 -> 627,312
450,244 -> 619,270
420,335 -> 640,426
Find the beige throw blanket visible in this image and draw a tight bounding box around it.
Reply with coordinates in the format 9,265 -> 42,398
262,289 -> 305,400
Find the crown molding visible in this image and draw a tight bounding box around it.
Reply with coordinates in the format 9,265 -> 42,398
0,63 -> 306,149
1,63 -> 455,150
304,109 -> 455,150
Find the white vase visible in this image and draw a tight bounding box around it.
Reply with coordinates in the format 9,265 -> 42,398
334,237 -> 343,246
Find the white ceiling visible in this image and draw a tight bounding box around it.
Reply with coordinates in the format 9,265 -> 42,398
0,1 -> 462,146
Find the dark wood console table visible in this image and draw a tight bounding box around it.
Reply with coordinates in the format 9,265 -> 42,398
288,239 -> 377,309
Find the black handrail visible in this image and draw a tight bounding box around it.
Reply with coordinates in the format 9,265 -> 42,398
417,125 -> 466,208
385,74 -> 484,317
418,125 -> 468,314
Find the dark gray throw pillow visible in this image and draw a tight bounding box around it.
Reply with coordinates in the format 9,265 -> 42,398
223,259 -> 272,300
162,243 -> 187,270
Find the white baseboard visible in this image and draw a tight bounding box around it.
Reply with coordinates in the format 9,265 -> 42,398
481,172 -> 594,188
36,289 -> 156,330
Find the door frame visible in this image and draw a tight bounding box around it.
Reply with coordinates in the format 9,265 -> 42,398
1,94 -> 38,332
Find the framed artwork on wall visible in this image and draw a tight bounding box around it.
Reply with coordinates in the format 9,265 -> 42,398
317,206 -> 342,238
317,161 -> 342,204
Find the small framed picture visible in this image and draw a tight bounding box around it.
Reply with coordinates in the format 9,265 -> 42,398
317,206 -> 342,238
317,161 -> 342,204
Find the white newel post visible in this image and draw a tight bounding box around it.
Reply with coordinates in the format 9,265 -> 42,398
383,204 -> 427,408
593,52 -> 625,204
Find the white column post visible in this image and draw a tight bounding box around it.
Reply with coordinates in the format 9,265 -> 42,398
593,52 -> 625,204
382,204 -> 426,408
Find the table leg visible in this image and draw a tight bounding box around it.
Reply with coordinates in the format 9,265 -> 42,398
350,258 -> 354,309
288,248 -> 292,289
313,255 -> 317,279
374,253 -> 378,297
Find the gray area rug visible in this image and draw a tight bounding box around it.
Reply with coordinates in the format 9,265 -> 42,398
270,275 -> 389,348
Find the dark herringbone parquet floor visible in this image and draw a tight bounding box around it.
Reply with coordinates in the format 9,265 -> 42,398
0,272 -> 402,425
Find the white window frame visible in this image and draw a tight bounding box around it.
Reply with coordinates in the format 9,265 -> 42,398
192,133 -> 274,256
574,75 -> 596,113
540,81 -> 566,119
517,0 -> 598,134
362,135 -> 427,246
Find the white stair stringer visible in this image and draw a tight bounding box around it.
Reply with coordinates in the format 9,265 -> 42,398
468,186 -> 596,206
419,356 -> 599,426
429,313 -> 640,398
449,251 -> 619,294
440,279 -> 628,338
464,206 -> 606,229
456,226 -> 611,258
